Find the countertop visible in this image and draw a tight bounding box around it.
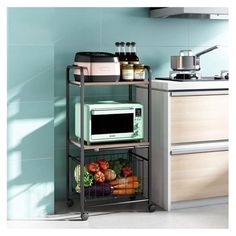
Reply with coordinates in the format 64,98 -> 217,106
137,79 -> 229,91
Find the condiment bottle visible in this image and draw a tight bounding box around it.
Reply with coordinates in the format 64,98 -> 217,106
121,64 -> 134,81
126,42 -> 132,63
115,42 -> 121,58
130,42 -> 139,65
134,64 -> 145,80
119,42 -> 128,65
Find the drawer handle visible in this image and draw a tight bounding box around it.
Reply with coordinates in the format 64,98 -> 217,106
171,90 -> 228,97
171,142 -> 228,155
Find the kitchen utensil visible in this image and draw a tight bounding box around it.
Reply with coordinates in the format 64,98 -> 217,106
171,45 -> 218,71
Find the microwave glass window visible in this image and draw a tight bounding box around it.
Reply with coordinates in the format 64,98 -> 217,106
91,113 -> 134,135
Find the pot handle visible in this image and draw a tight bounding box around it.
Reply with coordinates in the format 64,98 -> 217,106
195,45 -> 219,57
179,50 -> 193,56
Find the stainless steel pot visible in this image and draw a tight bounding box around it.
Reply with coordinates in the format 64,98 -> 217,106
171,45 -> 218,71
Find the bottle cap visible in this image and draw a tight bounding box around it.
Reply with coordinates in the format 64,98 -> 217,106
120,42 -> 125,46
131,42 -> 136,46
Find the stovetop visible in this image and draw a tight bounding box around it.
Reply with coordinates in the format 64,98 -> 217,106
155,76 -> 228,82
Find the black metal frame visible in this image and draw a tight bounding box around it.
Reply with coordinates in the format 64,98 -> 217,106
65,64 -> 154,220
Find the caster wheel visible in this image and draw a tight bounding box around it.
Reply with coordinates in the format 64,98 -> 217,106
81,212 -> 89,221
130,196 -> 136,201
148,204 -> 156,212
66,199 -> 74,207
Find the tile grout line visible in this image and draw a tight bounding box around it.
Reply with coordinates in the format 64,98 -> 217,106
8,100 -> 55,104
20,157 -> 54,162
8,43 -> 55,46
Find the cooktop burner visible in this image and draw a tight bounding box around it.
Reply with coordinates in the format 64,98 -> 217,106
156,76 -> 228,82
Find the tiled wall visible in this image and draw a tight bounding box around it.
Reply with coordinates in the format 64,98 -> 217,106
7,7 -> 228,219
7,8 -> 55,219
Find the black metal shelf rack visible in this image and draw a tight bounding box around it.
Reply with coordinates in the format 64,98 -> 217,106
66,64 -> 156,221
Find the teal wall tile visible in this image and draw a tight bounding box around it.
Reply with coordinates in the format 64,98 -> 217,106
8,45 -> 54,102
101,8 -> 189,48
7,158 -> 54,219
7,100 -> 54,219
54,148 -> 66,201
188,19 -> 228,47
8,8 -> 55,219
8,8 -> 55,44
8,101 -> 54,160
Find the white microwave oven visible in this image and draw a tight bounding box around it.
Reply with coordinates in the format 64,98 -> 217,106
75,101 -> 144,144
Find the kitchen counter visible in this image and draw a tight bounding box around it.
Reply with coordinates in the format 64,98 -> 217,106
137,79 -> 229,91
136,78 -> 229,211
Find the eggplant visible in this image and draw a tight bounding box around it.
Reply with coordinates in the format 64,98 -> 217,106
85,183 -> 113,197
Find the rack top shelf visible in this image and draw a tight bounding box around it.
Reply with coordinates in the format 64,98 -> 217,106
69,80 -> 149,87
70,138 -> 149,151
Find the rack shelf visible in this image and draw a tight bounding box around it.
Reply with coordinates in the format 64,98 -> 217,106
70,138 -> 149,151
69,80 -> 149,87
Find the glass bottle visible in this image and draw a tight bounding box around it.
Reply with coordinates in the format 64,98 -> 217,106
126,42 -> 132,63
115,42 -> 120,58
121,64 -> 134,81
130,42 -> 139,64
119,41 -> 128,65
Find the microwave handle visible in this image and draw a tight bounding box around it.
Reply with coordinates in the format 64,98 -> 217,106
91,109 -> 134,115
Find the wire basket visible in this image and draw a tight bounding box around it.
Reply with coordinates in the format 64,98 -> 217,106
71,151 -> 146,201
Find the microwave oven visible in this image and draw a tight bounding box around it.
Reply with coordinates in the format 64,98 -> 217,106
75,101 -> 144,144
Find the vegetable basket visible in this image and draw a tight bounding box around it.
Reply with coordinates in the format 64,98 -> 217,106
71,151 -> 146,202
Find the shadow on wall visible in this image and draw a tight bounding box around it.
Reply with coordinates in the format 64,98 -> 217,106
7,105 -> 54,218
7,57 -> 54,219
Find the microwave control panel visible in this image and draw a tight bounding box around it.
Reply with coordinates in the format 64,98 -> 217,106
134,108 -> 143,137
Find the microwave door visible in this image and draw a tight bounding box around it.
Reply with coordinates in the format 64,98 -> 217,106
90,109 -> 134,141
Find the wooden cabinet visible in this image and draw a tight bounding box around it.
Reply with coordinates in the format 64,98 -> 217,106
171,94 -> 228,143
171,151 -> 228,202
137,85 -> 229,211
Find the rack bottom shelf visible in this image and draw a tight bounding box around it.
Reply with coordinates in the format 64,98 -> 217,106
67,192 -> 148,207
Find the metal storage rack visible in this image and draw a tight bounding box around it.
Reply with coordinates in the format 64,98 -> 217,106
66,64 -> 156,221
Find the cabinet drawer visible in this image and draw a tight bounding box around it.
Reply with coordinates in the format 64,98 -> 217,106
171,94 -> 228,143
171,151 -> 228,202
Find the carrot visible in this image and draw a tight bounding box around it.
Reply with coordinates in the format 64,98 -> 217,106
113,181 -> 139,189
112,188 -> 136,195
109,176 -> 138,186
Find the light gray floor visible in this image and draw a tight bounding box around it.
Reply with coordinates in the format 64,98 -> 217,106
7,201 -> 228,229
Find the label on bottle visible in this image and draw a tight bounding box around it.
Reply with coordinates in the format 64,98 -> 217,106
134,67 -> 145,80
134,72 -> 145,80
129,61 -> 139,65
120,61 -> 128,65
122,69 -> 134,81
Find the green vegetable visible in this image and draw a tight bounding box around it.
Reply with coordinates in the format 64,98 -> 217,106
110,160 -> 122,177
74,165 -> 94,193
110,158 -> 131,178
119,158 -> 131,168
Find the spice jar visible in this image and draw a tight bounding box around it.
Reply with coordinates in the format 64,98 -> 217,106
134,64 -> 145,80
121,64 -> 134,81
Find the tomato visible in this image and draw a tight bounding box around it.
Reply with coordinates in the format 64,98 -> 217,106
94,171 -> 105,183
122,167 -> 133,177
98,159 -> 110,171
87,162 -> 100,173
